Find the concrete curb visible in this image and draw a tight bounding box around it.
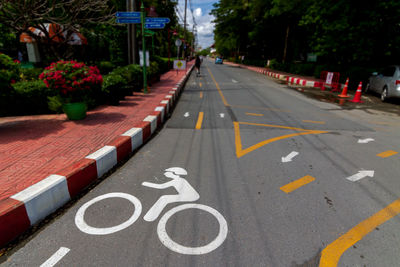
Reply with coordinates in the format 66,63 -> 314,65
225,61 -> 345,90
0,64 -> 194,248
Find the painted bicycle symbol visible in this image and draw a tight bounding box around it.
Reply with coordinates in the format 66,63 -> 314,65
75,167 -> 228,255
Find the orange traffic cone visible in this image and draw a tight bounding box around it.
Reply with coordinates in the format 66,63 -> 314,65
338,78 -> 350,98
350,82 -> 363,103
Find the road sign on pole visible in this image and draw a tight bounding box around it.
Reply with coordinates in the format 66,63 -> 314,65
116,12 -> 141,18
145,17 -> 170,23
145,23 -> 166,29
116,18 -> 141,24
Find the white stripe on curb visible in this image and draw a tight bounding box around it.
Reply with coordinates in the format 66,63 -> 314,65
160,100 -> 170,113
155,106 -> 165,122
11,174 -> 70,225
144,115 -> 157,134
122,128 -> 143,151
86,146 -> 117,178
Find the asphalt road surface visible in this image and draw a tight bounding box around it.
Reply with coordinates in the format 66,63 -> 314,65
2,59 -> 400,267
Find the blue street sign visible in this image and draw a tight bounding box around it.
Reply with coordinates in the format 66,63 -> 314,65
145,23 -> 166,29
116,18 -> 141,24
116,12 -> 141,18
145,17 -> 170,24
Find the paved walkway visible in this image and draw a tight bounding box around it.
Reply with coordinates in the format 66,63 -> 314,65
0,65 -> 191,202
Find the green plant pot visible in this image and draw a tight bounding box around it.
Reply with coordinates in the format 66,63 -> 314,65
63,102 -> 87,120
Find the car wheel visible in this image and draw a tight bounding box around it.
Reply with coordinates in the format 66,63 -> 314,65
381,87 -> 388,102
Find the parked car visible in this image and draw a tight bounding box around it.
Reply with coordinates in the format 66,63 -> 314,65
366,65 -> 400,101
215,57 -> 223,64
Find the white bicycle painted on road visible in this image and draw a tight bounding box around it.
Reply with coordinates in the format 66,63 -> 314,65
75,167 -> 228,255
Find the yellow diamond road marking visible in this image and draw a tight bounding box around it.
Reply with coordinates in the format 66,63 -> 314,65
280,176 -> 315,193
377,150 -> 398,158
234,121 -> 328,158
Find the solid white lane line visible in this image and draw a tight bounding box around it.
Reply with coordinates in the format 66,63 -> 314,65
40,247 -> 70,267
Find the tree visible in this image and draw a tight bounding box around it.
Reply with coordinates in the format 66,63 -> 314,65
0,0 -> 114,60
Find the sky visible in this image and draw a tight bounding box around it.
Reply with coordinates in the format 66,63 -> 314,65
175,0 -> 218,50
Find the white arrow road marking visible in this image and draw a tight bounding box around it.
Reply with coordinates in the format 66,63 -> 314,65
184,112 -> 190,118
40,247 -> 70,267
232,79 -> 238,83
281,151 -> 299,162
358,138 -> 375,144
346,170 -> 375,182
220,113 -> 225,118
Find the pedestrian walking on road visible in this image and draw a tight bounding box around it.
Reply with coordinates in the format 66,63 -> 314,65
195,55 -> 201,76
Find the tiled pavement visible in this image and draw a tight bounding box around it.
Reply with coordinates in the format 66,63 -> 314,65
0,63 -> 193,247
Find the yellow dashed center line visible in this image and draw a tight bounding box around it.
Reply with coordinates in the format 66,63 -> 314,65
302,120 -> 326,124
195,112 -> 204,130
246,113 -> 264,117
206,67 -> 229,106
200,92 -> 203,98
279,175 -> 315,193
199,82 -> 202,87
377,150 -> 398,158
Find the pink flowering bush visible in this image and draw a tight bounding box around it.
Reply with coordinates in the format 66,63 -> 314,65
39,60 -> 103,103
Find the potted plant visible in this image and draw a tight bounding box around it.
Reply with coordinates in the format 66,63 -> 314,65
40,60 -> 102,120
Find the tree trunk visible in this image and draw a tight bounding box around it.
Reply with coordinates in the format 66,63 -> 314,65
283,24 -> 290,63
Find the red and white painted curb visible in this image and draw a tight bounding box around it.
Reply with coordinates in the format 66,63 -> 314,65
224,61 -> 345,90
0,65 -> 194,248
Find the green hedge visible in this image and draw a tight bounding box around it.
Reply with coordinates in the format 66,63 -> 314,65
0,80 -> 54,116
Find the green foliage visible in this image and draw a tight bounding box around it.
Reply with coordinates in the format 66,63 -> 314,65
97,61 -> 116,75
47,95 -> 64,113
152,56 -> 170,74
20,68 -> 44,81
0,53 -> 20,93
7,80 -> 54,115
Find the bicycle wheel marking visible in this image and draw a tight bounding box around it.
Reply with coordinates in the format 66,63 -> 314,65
75,192 -> 142,235
157,203 -> 228,255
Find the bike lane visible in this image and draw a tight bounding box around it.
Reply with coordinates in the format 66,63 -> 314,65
2,60 -> 400,266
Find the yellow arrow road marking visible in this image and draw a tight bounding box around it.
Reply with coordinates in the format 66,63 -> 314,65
234,122 -> 328,158
280,176 -> 315,193
320,198 -> 400,267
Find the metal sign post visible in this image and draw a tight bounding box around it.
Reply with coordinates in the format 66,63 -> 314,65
116,8 -> 170,94
141,3 -> 148,93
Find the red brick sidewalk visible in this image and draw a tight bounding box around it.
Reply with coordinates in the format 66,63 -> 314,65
0,64 -> 191,202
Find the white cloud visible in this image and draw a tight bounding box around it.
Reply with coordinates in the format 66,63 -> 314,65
194,8 -> 202,17
175,0 -> 217,49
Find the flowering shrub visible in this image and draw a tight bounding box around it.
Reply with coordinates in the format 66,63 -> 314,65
0,53 -> 20,93
39,60 -> 103,103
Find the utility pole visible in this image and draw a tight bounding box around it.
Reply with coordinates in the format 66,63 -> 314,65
127,0 -> 137,64
182,0 -> 187,59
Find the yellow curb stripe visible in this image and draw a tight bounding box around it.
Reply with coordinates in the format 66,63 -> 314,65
195,112 -> 204,130
376,150 -> 398,158
246,113 -> 264,117
206,67 -> 229,106
302,120 -> 326,124
280,175 -> 315,193
319,198 -> 400,267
